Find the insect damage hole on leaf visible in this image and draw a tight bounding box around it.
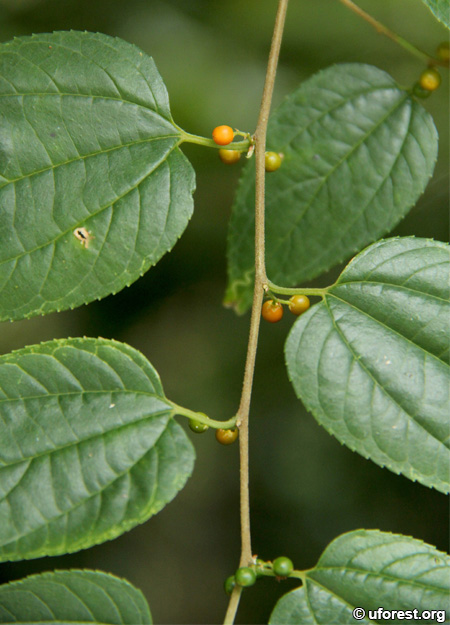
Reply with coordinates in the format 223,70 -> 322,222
73,227 -> 95,249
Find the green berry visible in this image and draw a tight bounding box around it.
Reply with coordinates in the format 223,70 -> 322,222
412,83 -> 432,99
235,567 -> 257,587
224,575 -> 236,595
188,418 -> 209,433
219,148 -> 241,165
265,151 -> 282,172
273,556 -> 294,577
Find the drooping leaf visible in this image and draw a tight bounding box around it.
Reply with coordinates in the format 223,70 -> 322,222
225,64 -> 438,313
0,569 -> 152,624
0,31 -> 195,321
0,337 -> 195,562
421,0 -> 450,28
269,529 -> 450,624
285,237 -> 450,493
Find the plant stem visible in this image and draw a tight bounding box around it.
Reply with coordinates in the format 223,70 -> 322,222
338,0 -> 448,67
223,1 -> 290,623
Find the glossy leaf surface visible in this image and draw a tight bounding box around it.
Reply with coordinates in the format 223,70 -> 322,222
0,338 -> 195,561
270,529 -> 450,624
0,569 -> 152,624
0,31 -> 195,321
285,237 -> 450,492
226,64 -> 438,313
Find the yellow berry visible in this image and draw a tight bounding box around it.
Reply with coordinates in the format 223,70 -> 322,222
419,67 -> 441,92
288,295 -> 310,316
216,428 -> 239,445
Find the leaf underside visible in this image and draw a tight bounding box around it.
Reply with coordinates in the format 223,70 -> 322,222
269,529 -> 450,624
0,31 -> 195,321
0,337 -> 195,562
285,237 -> 450,493
225,63 -> 438,313
0,569 -> 152,624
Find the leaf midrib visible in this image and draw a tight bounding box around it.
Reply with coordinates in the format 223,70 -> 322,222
266,90 -> 409,267
0,132 -> 179,191
327,290 -> 450,369
0,389 -> 172,467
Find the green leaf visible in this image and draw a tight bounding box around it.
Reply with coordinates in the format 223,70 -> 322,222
225,64 -> 438,313
269,529 -> 450,624
0,338 -> 195,562
0,569 -> 152,624
285,237 -> 450,493
0,31 -> 195,321
421,0 -> 450,28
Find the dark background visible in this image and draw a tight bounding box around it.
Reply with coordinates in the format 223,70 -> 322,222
0,1 -> 448,623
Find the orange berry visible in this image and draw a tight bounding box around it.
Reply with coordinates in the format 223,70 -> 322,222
262,300 -> 284,323
212,125 -> 234,146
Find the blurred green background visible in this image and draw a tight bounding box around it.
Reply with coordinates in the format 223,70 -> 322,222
0,1 -> 448,623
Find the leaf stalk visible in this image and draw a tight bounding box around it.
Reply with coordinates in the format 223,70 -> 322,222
338,0 -> 449,67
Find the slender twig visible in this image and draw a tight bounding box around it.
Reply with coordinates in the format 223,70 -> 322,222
339,0 -> 449,67
223,1 -> 289,624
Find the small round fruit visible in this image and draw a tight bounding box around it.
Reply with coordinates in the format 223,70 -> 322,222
224,575 -> 236,595
419,67 -> 441,91
273,557 -> 294,577
212,125 -> 234,146
218,148 -> 241,164
262,300 -> 284,323
189,418 -> 209,434
436,41 -> 449,62
288,294 -> 310,316
216,428 -> 239,445
235,567 -> 257,587
265,151 -> 282,172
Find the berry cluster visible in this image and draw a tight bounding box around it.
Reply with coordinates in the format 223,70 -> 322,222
261,295 -> 311,323
212,126 -> 284,172
224,556 -> 295,594
188,417 -> 239,445
413,42 -> 447,99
